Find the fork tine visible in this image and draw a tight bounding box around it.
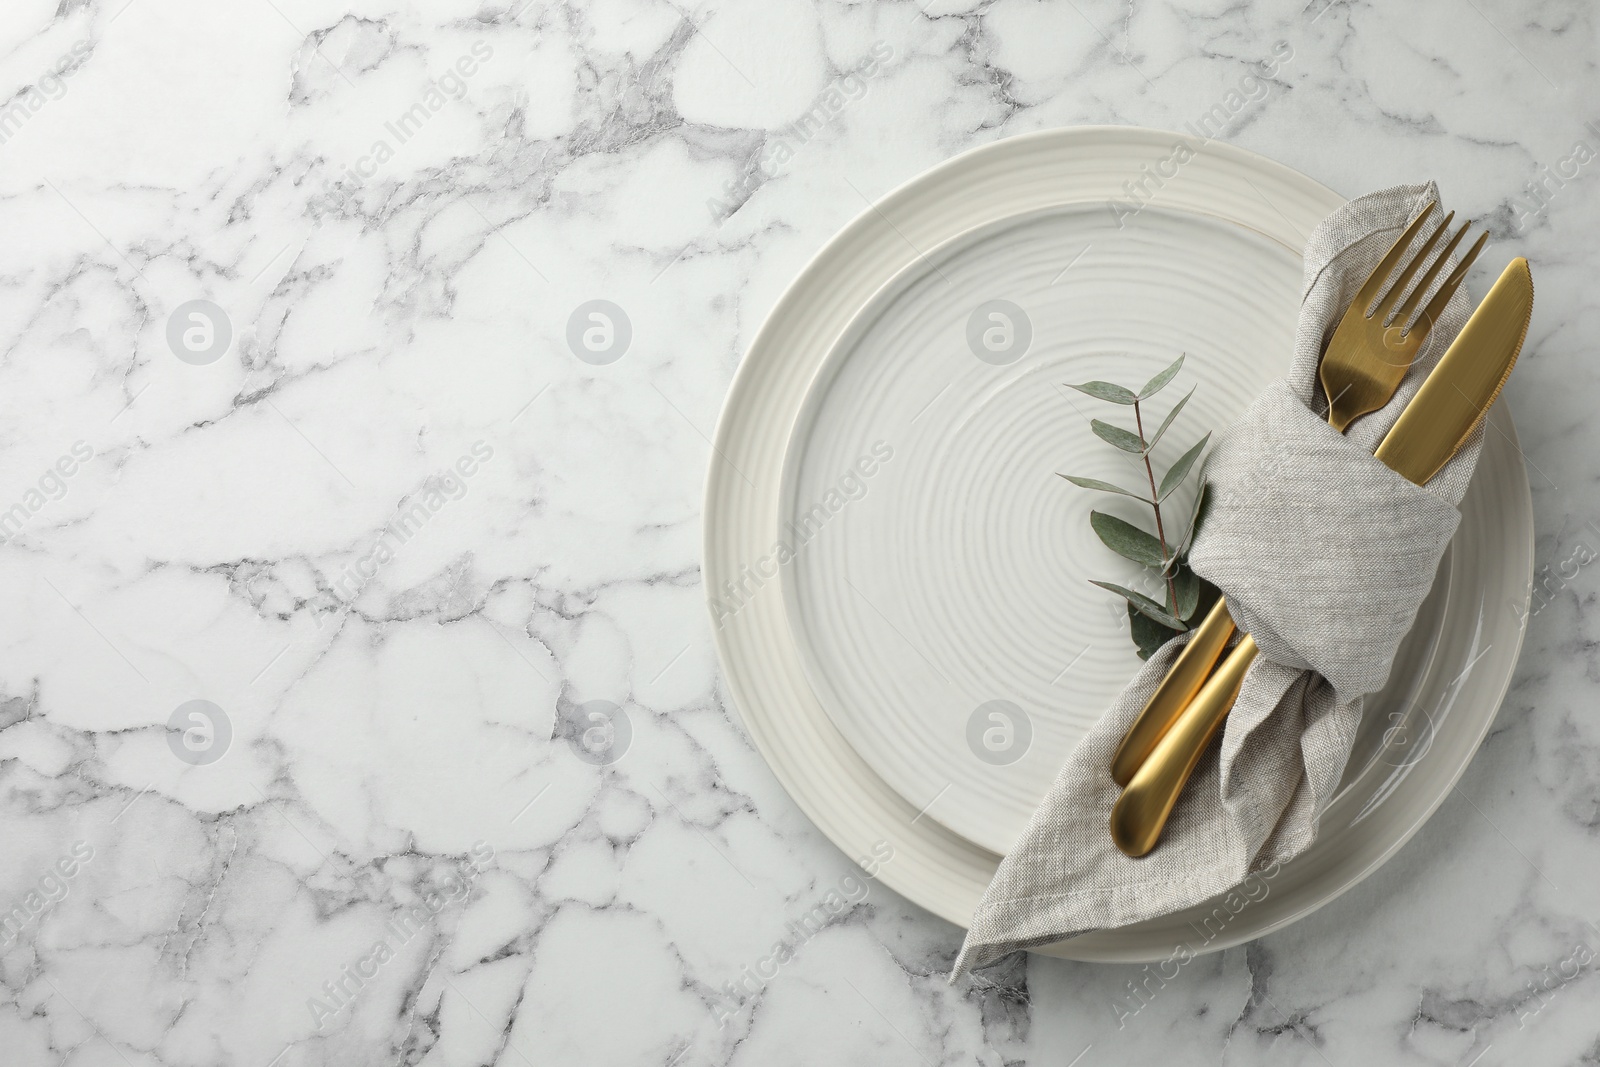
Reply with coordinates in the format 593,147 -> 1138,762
1408,230 -> 1489,338
1392,220 -> 1473,326
1374,211 -> 1454,320
1353,201 -> 1436,311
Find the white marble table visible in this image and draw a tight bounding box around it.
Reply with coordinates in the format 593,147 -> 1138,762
0,0 -> 1596,1063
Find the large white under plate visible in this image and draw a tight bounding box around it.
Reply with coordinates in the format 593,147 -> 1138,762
704,127 -> 1531,962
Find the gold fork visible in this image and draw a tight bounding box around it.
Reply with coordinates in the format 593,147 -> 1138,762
1108,201 -> 1487,788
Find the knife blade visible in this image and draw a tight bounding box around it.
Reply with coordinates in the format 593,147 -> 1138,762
1109,257 -> 1534,858
1372,258 -> 1533,482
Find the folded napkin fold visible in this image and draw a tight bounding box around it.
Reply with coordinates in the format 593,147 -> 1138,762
953,183 -> 1483,975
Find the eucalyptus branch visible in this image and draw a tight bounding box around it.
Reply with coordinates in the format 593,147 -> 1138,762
1131,397 -> 1178,615
1059,353 -> 1215,659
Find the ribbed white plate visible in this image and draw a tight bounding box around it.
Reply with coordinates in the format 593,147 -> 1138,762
781,204 -> 1308,853
705,127 -> 1532,961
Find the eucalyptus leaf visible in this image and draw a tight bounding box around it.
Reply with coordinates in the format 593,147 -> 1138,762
1138,354 -> 1185,400
1158,432 -> 1211,501
1146,387 -> 1194,453
1091,419 -> 1145,454
1090,580 -> 1187,630
1179,482 -> 1211,555
1068,380 -> 1138,405
1089,511 -> 1165,568
1128,603 -> 1183,660
1058,474 -> 1143,500
1173,564 -> 1200,620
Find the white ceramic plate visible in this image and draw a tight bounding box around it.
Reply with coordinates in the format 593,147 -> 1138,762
704,127 -> 1531,961
779,203 -> 1306,853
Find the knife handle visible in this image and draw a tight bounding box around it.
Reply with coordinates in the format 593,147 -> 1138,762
1110,634 -> 1260,856
1110,598 -> 1237,786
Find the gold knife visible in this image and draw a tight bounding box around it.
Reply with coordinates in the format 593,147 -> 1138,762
1110,257 -> 1534,858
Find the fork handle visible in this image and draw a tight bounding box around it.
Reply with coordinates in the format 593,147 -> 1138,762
1109,598 -> 1237,786
1110,634 -> 1260,856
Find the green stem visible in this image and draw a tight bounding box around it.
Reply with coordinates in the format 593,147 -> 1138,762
1133,399 -> 1178,615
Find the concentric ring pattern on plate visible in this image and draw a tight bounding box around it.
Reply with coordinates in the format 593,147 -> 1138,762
704,127 -> 1532,962
781,205 -> 1304,854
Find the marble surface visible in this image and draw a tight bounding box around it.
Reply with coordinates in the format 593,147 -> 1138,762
0,0 -> 1597,1063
